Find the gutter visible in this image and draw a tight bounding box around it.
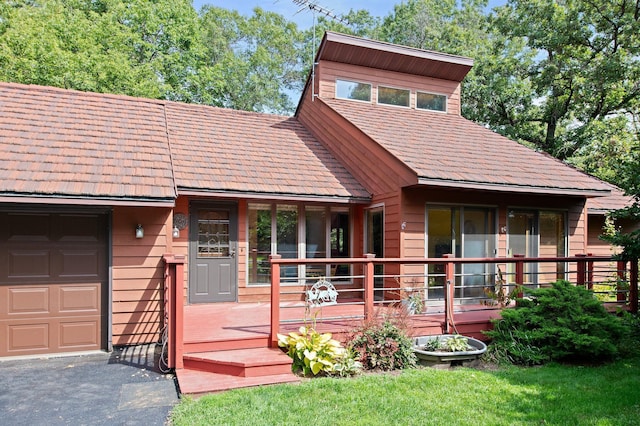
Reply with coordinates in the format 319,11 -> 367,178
0,193 -> 176,207
416,177 -> 612,198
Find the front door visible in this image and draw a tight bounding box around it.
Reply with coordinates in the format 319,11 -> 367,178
189,203 -> 238,303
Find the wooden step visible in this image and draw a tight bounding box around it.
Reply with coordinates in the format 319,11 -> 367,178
183,347 -> 294,377
176,368 -> 300,396
183,336 -> 269,353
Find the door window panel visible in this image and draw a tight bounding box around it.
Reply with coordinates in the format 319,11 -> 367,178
197,211 -> 230,258
330,211 -> 350,277
366,208 -> 384,299
507,210 -> 567,285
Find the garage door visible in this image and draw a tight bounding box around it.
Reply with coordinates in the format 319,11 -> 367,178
0,211 -> 108,357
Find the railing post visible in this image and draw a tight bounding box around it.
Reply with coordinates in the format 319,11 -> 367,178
576,254 -> 587,288
163,254 -> 185,370
514,254 -> 524,299
586,253 -> 594,290
630,258 -> 638,314
443,254 -> 454,334
269,255 -> 282,348
617,260 -> 627,302
364,254 -> 376,319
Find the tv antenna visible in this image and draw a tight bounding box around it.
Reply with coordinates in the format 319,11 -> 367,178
291,0 -> 349,25
290,1 -> 349,101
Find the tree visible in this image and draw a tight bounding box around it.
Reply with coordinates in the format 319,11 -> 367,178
0,0 -> 201,99
0,1 -> 306,114
195,6 -> 305,113
603,149 -> 640,260
488,0 -> 640,162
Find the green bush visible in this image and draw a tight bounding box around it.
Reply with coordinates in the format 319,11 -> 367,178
485,280 -> 634,365
348,317 -> 416,371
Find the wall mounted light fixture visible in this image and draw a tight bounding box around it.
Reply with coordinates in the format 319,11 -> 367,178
172,226 -> 180,238
135,224 -> 144,239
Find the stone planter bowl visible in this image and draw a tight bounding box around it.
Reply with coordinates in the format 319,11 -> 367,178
413,334 -> 487,363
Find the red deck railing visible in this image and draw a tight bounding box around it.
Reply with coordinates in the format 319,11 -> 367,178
162,254 -> 638,367
268,254 -> 639,348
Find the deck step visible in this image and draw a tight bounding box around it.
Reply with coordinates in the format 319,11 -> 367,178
183,336 -> 269,353
183,347 -> 294,377
176,368 -> 300,396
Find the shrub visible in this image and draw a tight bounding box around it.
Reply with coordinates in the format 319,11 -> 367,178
278,326 -> 348,376
485,280 -> 632,365
347,314 -> 416,371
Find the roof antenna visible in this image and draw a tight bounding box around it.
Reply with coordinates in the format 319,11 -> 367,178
291,0 -> 349,25
291,1 -> 349,102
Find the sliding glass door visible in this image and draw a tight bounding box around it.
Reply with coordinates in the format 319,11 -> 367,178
426,206 -> 496,301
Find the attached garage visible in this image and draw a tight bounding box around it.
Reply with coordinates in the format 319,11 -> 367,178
0,210 -> 108,357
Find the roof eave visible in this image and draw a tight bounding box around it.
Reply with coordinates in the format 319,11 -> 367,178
0,193 -> 176,207
178,188 -> 371,204
416,178 -> 611,198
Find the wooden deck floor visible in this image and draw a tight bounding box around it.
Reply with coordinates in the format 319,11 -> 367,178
177,302 -> 503,395
183,301 -> 503,344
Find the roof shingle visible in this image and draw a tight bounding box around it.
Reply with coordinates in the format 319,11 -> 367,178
0,82 -> 370,204
166,102 -> 370,200
0,83 -> 176,203
323,98 -> 611,196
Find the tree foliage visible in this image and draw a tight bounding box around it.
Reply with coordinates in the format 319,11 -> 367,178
489,0 -> 640,162
0,0 -> 304,113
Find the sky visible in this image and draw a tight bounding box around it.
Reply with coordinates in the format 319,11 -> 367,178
192,1 -> 507,29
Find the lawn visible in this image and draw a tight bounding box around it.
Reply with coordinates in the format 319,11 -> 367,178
170,357 -> 640,425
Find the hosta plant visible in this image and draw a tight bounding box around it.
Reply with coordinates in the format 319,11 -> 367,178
277,326 -> 347,376
444,335 -> 472,352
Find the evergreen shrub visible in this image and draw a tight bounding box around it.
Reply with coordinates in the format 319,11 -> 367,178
485,280 -> 635,365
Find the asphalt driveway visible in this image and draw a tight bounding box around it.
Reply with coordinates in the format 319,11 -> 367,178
0,344 -> 179,425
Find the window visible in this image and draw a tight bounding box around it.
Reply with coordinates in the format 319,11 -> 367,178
366,207 -> 384,299
248,204 -> 272,284
378,86 -> 410,107
417,91 -> 446,112
336,79 -> 371,102
426,206 -> 496,301
248,204 -> 352,285
507,210 -> 567,285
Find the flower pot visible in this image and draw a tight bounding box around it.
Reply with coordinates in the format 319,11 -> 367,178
412,334 -> 487,363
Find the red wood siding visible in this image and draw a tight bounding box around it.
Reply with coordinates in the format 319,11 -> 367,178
568,200 -> 586,256
111,206 -> 172,345
171,196 -> 190,304
298,92 -> 416,195
317,61 -> 462,115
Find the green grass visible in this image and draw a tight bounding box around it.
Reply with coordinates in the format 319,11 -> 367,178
170,357 -> 640,426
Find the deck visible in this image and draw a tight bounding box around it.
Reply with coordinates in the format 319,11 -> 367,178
164,253 -> 638,396
176,301 -> 502,395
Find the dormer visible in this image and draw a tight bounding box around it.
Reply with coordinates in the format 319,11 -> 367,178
298,32 -> 474,116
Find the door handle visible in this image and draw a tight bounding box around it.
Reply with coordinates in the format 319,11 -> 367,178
229,249 -> 236,258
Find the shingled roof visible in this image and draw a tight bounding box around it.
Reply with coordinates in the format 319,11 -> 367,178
587,181 -> 635,214
323,98 -> 611,197
0,83 -> 176,205
166,103 -> 370,201
0,82 -> 370,205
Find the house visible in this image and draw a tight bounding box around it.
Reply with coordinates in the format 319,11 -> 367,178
0,32 -> 624,367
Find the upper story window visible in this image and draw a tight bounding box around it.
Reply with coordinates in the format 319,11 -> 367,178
378,86 -> 410,107
416,91 -> 447,112
336,79 -> 371,102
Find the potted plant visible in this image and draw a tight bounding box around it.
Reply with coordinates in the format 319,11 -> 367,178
413,334 -> 487,364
